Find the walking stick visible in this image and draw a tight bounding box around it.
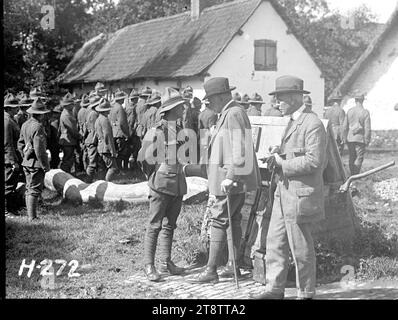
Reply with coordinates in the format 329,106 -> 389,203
226,186 -> 239,289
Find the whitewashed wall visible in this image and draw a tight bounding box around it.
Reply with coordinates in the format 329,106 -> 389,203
341,24 -> 398,130
207,0 -> 325,116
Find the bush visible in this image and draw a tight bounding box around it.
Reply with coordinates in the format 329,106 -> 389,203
356,257 -> 398,281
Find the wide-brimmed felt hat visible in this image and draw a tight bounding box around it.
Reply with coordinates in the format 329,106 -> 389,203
95,82 -> 108,93
182,86 -> 193,99
4,93 -> 20,108
240,93 -> 250,105
95,98 -> 112,112
303,95 -> 312,106
269,75 -> 310,96
29,87 -> 48,100
80,94 -> 90,107
129,88 -> 140,99
26,99 -> 51,114
88,95 -> 101,109
233,92 -> 241,102
52,105 -> 63,113
18,93 -> 34,107
249,92 -> 265,104
60,93 -> 75,107
159,87 -> 186,114
145,91 -> 162,106
112,89 -> 128,102
203,77 -> 236,100
139,86 -> 152,98
328,90 -> 343,103
352,91 -> 365,100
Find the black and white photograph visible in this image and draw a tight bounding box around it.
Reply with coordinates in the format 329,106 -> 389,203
2,0 -> 398,305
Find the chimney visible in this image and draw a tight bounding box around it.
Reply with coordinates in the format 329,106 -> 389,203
191,0 -> 209,20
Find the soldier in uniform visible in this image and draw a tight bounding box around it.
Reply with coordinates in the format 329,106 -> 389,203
262,96 -> 283,117
126,89 -> 141,169
135,86 -> 152,140
18,100 -> 51,220
232,92 -> 242,103
15,93 -> 33,129
59,93 -> 80,174
324,94 -> 346,154
109,89 -> 130,171
95,98 -> 119,182
246,93 -> 265,116
48,105 -> 63,169
4,94 -> 22,216
94,82 -> 108,98
198,100 -> 218,131
343,93 -> 371,175
240,93 -> 250,111
138,87 -> 187,281
144,91 -> 162,131
77,94 -> 90,171
84,95 -> 101,182
303,95 -> 313,111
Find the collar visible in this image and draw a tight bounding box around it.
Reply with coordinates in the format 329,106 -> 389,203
221,99 -> 234,113
291,104 -> 306,121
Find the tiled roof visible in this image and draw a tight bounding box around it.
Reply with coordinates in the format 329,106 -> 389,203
59,0 -> 318,84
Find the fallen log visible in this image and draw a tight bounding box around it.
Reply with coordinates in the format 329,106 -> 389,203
44,169 -> 208,204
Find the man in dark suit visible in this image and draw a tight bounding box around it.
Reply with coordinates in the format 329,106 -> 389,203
4,94 -> 22,215
138,87 -> 187,281
343,93 -> 371,175
18,99 -> 51,220
188,77 -> 261,283
253,75 -> 327,299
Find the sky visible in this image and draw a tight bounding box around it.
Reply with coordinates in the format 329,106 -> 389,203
326,0 -> 397,22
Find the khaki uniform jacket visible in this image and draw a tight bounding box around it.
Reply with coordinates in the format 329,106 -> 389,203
84,109 -> 99,146
135,99 -> 148,138
4,112 -> 21,165
198,107 -> 217,130
207,101 -> 261,196
18,117 -> 49,170
77,107 -> 88,141
278,107 -> 327,224
142,120 -> 187,197
324,106 -> 345,141
145,106 -> 160,132
59,109 -> 79,146
125,102 -> 138,137
109,102 -> 129,139
95,113 -> 116,155
343,105 -> 371,145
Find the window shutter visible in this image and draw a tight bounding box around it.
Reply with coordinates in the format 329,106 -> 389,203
254,39 -> 277,71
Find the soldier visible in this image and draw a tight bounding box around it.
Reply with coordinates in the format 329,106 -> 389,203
303,95 -> 313,111
324,94 -> 346,154
232,92 -> 242,103
77,94 -> 90,171
4,94 -> 22,216
135,86 -> 152,140
126,89 -> 141,169
144,91 -> 162,131
58,93 -> 80,174
198,100 -> 218,131
18,100 -> 51,220
343,93 -> 371,175
48,105 -> 63,169
85,95 -> 101,182
95,98 -> 119,182
109,89 -> 130,171
29,87 -> 47,101
138,87 -> 187,281
182,86 -> 201,136
15,93 -> 33,129
247,93 -> 265,116
262,96 -> 283,117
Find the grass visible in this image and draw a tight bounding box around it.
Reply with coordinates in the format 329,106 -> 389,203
5,151 -> 398,298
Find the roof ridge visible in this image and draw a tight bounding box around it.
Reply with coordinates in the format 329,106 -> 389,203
204,0 -> 259,12
121,11 -> 189,32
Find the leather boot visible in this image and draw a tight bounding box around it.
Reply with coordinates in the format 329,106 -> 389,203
158,260 -> 185,275
27,195 -> 38,220
186,266 -> 219,284
250,291 -> 284,300
144,264 -> 161,282
219,260 -> 241,278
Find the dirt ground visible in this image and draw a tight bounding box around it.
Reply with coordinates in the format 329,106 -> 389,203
4,151 -> 398,299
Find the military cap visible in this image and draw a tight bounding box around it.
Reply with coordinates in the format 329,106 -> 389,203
95,82 -> 108,93
139,86 -> 152,98
129,88 -> 140,99
18,93 -> 34,107
240,94 -> 250,105
53,105 -> 63,113
112,89 -> 128,102
182,86 -> 194,99
60,93 -> 75,106
95,98 -> 112,112
269,75 -> 310,95
249,92 -> 265,104
145,91 -> 162,106
29,87 -> 47,100
88,95 -> 101,109
80,94 -> 90,107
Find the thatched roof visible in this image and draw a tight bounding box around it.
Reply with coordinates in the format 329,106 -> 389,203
59,0 -> 320,85
330,5 -> 398,99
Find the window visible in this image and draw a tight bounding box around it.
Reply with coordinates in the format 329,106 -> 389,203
254,39 -> 277,71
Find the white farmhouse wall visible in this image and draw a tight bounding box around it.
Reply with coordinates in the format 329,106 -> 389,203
341,24 -> 398,130
207,0 -> 325,116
